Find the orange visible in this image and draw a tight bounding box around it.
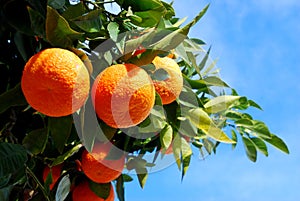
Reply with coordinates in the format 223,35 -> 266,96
42,164 -> 63,190
21,48 -> 90,117
72,181 -> 114,201
91,63 -> 155,128
81,142 -> 125,183
152,56 -> 183,105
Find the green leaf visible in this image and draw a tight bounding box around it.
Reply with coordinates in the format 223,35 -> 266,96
73,9 -> 103,33
122,174 -> 134,182
263,134 -> 289,154
249,137 -> 268,156
0,185 -> 13,201
120,0 -> 165,12
172,133 -> 182,170
48,0 -> 65,9
116,175 -> 125,201
160,124 -> 173,152
225,110 -> 243,120
187,108 -> 235,143
248,100 -> 263,110
62,2 -> 86,20
107,22 -> 120,42
200,76 -> 229,88
204,95 -> 241,113
0,83 -> 27,114
55,175 -> 71,201
46,6 -> 83,47
134,10 -> 163,27
180,136 -> 192,179
198,46 -> 210,72
231,130 -> 238,150
0,143 -> 27,177
203,139 -> 215,155
27,7 -> 46,37
150,4 -> 209,52
136,167 -> 148,189
48,116 -> 73,153
89,180 -> 111,199
151,68 -> 170,81
242,137 -> 257,162
52,144 -> 82,166
22,128 -> 48,155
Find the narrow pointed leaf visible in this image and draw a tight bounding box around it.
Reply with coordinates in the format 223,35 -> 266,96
263,134 -> 289,154
187,108 -> 235,143
22,128 -> 48,155
242,137 -> 257,162
172,133 -> 181,170
116,175 -> 125,201
204,95 -> 241,113
160,124 -> 173,151
0,83 -> 27,114
249,137 -> 268,156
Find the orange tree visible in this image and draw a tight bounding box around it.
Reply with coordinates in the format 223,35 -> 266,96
0,0 -> 289,201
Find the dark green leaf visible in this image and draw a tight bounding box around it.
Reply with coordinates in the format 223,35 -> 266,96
27,7 -> 46,37
0,143 -> 27,177
116,175 -> 125,201
263,134 -> 289,154
55,175 -> 71,201
89,180 -> 111,199
46,6 -> 83,47
22,128 -> 48,155
52,144 -> 82,166
134,10 -> 163,27
0,83 -> 27,114
48,116 -> 73,153
248,100 -> 263,110
242,137 -> 257,162
48,0 -> 65,9
62,2 -> 86,20
122,174 -> 134,182
225,110 -> 243,120
231,130 -> 238,149
0,185 -> 13,201
250,137 -> 268,156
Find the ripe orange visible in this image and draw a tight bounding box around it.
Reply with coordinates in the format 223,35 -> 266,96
91,63 -> 155,128
42,164 -> 63,190
21,48 -> 90,117
81,142 -> 125,183
72,181 -> 114,201
152,56 -> 183,105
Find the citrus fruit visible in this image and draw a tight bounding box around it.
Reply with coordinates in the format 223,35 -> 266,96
91,63 -> 155,128
72,181 -> 114,201
21,48 -> 90,117
152,56 -> 183,105
81,142 -> 125,183
42,164 -> 63,190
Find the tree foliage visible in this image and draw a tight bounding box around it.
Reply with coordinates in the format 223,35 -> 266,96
0,0 -> 289,200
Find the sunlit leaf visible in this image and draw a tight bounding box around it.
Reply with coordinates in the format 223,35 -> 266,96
46,6 -> 83,47
187,108 -> 235,143
204,95 -> 241,113
160,124 -> 173,151
52,144 -> 82,166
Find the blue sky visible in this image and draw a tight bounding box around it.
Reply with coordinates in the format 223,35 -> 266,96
124,1 -> 300,201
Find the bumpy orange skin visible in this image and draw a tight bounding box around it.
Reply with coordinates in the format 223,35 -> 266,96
91,64 -> 155,128
81,142 -> 125,183
42,164 -> 63,190
72,181 -> 114,201
21,48 -> 90,117
152,56 -> 183,105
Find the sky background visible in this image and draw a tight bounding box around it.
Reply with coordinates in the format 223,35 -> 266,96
123,1 -> 300,200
